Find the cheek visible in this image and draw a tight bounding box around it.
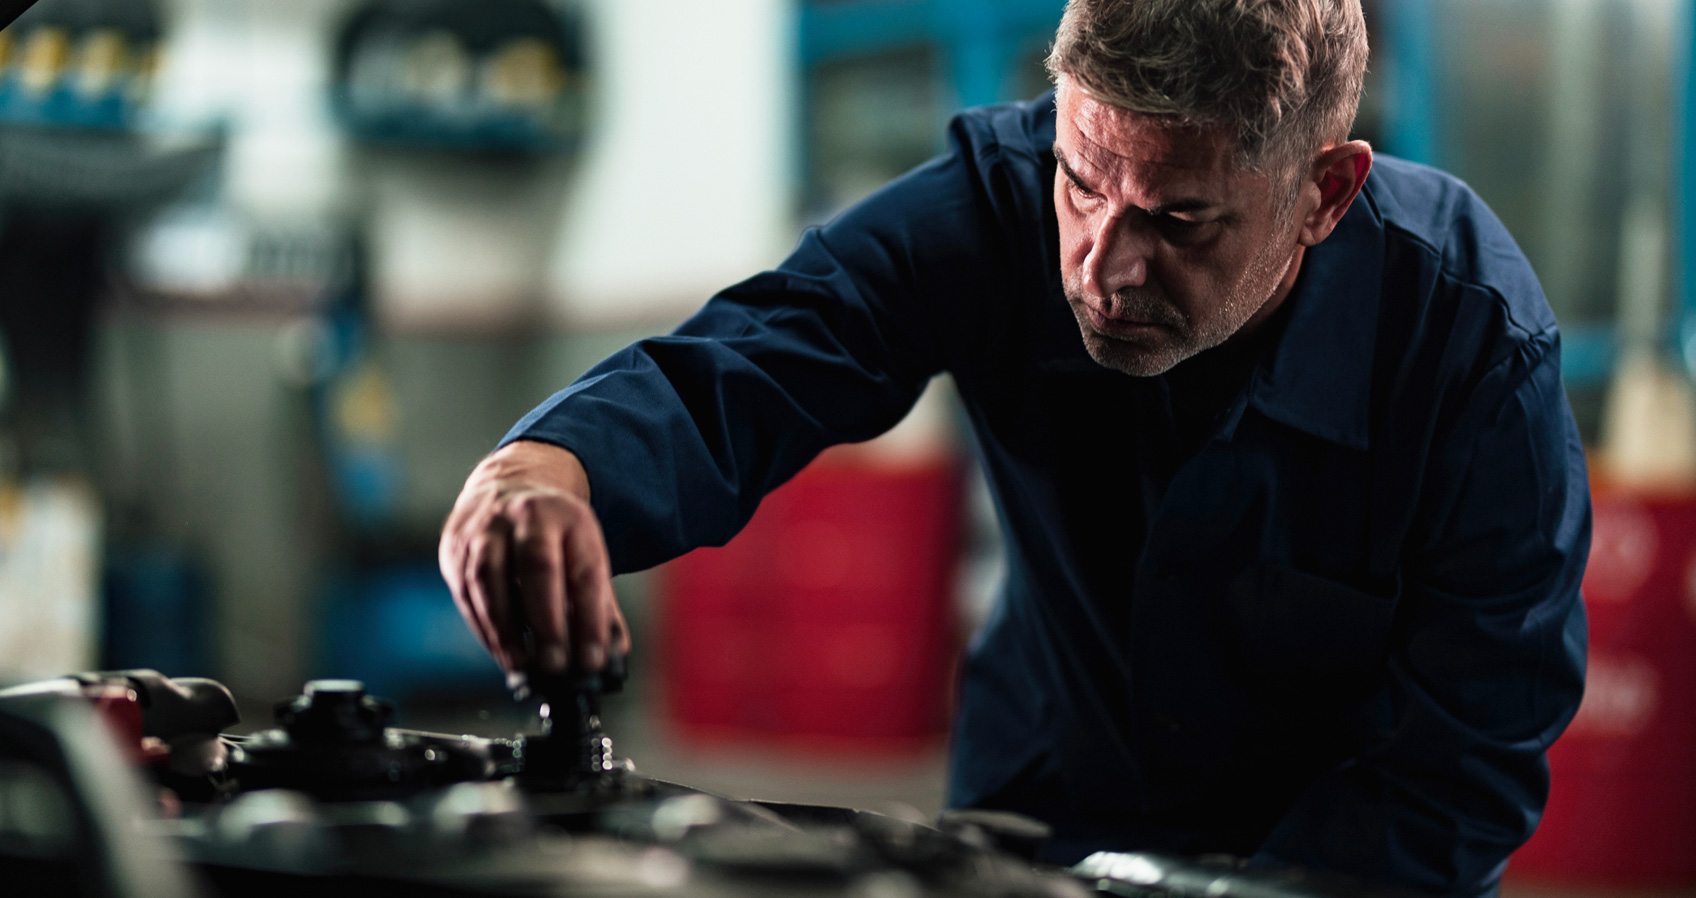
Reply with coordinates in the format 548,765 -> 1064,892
1054,208 -> 1092,272
1145,249 -> 1224,311
1053,178 -> 1086,256
1166,234 -> 1245,283
1057,222 -> 1085,270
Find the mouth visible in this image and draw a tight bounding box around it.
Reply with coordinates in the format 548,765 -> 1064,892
1081,302 -> 1171,340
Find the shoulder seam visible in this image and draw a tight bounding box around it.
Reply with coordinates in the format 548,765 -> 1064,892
1384,219 -> 1551,344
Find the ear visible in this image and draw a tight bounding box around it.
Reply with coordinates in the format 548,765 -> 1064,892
1297,141 -> 1373,247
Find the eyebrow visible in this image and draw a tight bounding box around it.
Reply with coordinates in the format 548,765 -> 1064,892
1053,147 -> 1221,217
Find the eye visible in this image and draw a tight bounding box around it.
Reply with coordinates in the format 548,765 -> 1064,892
1067,177 -> 1100,202
1159,213 -> 1221,231
1154,214 -> 1217,246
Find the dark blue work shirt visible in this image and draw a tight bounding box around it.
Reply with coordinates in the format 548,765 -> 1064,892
503,94 -> 1590,897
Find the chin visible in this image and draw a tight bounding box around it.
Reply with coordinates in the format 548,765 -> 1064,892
1078,326 -> 1191,377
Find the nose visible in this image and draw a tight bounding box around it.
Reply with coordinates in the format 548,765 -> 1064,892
1080,212 -> 1149,302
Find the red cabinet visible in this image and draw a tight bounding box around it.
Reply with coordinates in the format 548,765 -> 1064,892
1510,485 -> 1696,888
657,449 -> 964,756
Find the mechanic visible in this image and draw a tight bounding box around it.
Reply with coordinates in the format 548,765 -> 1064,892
438,1 -> 1590,895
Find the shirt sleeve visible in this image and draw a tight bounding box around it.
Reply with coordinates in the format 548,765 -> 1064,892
1251,331 -> 1590,897
499,118 -> 1028,573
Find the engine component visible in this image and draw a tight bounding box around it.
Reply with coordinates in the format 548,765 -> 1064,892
0,665 -> 1419,898
512,650 -> 632,789
227,679 -> 507,801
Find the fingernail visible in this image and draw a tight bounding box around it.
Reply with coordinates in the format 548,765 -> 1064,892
583,644 -> 606,670
542,645 -> 569,672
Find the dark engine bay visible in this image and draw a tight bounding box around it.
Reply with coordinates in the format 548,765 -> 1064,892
0,660 -> 1411,898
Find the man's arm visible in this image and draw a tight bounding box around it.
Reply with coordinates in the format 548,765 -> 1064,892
439,110 -> 1032,672
1253,333 -> 1590,896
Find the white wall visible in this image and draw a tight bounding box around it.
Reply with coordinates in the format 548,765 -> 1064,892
153,0 -> 352,221
151,0 -> 797,332
546,0 -> 798,329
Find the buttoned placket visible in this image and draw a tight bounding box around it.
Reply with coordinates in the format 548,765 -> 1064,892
1126,366 -> 1262,749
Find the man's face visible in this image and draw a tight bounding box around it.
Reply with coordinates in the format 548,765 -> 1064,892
1053,82 -> 1306,376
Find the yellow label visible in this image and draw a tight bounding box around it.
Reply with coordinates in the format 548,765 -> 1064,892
75,29 -> 129,97
333,362 -> 400,444
19,27 -> 69,95
482,38 -> 564,109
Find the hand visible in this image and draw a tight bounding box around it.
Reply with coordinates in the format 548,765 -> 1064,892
439,440 -> 630,673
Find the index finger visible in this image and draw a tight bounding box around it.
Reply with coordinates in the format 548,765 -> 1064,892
563,511 -> 616,670
512,515 -> 570,673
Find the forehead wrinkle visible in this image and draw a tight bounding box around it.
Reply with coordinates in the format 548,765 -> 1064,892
1062,134 -> 1229,215
1067,88 -> 1231,171
1065,124 -> 1230,201
1059,91 -> 1248,213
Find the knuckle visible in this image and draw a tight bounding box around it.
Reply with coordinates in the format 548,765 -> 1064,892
574,503 -> 602,531
508,492 -> 554,520
570,556 -> 611,585
468,531 -> 504,561
554,494 -> 586,520
512,533 -> 548,560
505,495 -> 532,519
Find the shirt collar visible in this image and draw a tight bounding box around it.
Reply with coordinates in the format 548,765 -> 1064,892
1239,183 -> 1383,451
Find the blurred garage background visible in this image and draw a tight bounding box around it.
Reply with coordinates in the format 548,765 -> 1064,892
0,0 -> 1688,893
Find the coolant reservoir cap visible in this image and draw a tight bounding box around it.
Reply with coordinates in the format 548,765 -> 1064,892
278,680 -> 393,744
304,680 -> 366,697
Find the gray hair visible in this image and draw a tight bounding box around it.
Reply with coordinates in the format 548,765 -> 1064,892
1046,0 -> 1368,177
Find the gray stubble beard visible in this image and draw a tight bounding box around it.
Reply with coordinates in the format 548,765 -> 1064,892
1060,234 -> 1297,378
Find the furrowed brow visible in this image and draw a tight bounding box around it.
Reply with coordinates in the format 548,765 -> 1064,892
1054,151 -> 1093,190
1147,198 -> 1218,216
1054,148 -> 1219,217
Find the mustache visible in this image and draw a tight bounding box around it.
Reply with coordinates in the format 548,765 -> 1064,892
1062,274 -> 1187,329
1104,291 -> 1186,328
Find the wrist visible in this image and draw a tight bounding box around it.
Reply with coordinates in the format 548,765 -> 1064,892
479,440 -> 591,503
